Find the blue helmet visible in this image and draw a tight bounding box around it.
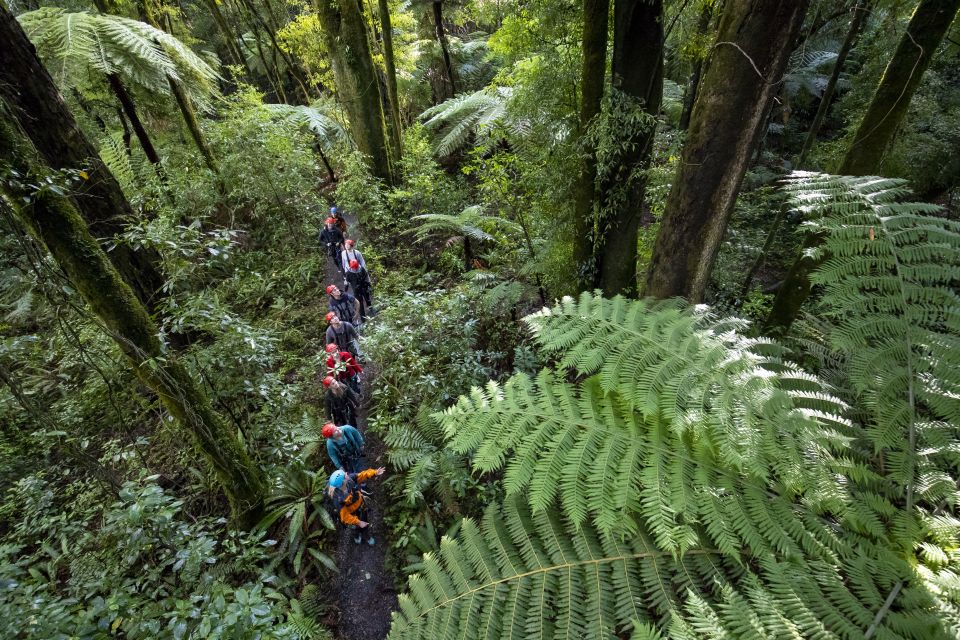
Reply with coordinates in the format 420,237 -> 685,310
329,469 -> 346,488
330,206 -> 338,214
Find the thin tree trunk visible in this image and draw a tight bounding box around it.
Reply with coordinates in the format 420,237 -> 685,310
797,0 -> 871,166
433,1 -> 457,97
767,0 -> 960,334
117,107 -> 133,155
107,74 -> 163,168
378,0 -> 403,162
0,6 -> 164,308
570,0 -> 609,287
838,0 -> 959,174
315,0 -> 395,184
167,76 -> 219,172
595,0 -> 664,296
202,0 -> 250,75
679,2 -> 712,131
0,118 -> 267,528
644,0 -> 810,302
240,0 -> 312,102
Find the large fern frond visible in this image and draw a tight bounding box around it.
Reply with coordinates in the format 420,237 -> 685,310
262,102 -> 350,151
410,205 -> 521,245
18,9 -> 219,104
419,87 -> 514,156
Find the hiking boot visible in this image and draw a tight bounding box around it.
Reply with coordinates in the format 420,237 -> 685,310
367,537 -> 375,546
354,534 -> 362,544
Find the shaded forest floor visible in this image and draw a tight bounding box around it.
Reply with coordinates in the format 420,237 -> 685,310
322,216 -> 398,640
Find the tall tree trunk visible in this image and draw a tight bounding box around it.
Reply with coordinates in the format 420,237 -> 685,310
202,0 -> 250,74
378,0 -> 403,162
595,0 -> 664,296
432,1 -> 457,97
838,0 -> 959,174
797,0 -> 871,166
314,0 -> 395,184
0,7 -> 164,308
644,0 -> 810,302
0,116 -> 267,528
570,0 -> 609,287
767,0 -> 960,334
239,0 -> 312,102
107,74 -> 163,168
678,2 -> 713,131
167,77 -> 219,172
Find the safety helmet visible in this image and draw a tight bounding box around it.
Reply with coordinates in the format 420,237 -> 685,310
329,469 -> 346,488
325,343 -> 339,354
326,284 -> 336,295
330,206 -> 338,214
325,217 -> 335,225
325,311 -> 336,323
322,422 -> 336,438
349,259 -> 360,270
323,375 -> 335,388
345,239 -> 355,247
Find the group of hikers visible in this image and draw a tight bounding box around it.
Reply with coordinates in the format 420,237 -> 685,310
318,207 -> 385,546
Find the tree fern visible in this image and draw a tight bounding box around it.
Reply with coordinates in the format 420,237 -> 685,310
262,102 -> 350,151
419,87 -> 515,156
18,9 -> 219,105
411,205 -> 520,245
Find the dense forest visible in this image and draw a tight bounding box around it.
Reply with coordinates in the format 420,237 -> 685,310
1,0 -> 959,637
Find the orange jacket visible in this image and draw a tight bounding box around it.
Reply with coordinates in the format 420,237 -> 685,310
339,468 -> 378,526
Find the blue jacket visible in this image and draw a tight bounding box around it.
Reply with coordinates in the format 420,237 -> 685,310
326,425 -> 364,469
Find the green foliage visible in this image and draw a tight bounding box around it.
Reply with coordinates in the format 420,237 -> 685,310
19,8 -> 219,106
420,87 -> 513,156
262,100 -> 350,152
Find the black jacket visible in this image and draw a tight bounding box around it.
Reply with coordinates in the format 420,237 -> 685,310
325,385 -> 360,425
319,226 -> 345,247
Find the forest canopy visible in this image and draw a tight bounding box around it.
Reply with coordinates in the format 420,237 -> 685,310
1,0 -> 959,638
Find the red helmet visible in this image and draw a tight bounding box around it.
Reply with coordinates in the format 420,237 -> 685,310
325,284 -> 336,295
325,311 -> 336,323
321,422 -> 336,438
349,259 -> 360,270
322,376 -> 335,388
325,217 -> 336,225
325,343 -> 338,354
345,239 -> 355,247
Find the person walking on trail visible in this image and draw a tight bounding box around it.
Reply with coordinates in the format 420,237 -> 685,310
330,206 -> 348,236
326,284 -> 360,325
326,343 -> 362,393
319,217 -> 345,269
344,259 -> 373,320
322,422 -> 364,473
327,466 -> 386,545
325,312 -> 360,356
324,375 -> 360,426
339,238 -> 366,273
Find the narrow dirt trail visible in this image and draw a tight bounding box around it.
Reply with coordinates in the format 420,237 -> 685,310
323,214 -> 397,640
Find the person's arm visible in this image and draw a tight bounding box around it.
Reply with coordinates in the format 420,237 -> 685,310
357,251 -> 366,269
340,502 -> 363,526
326,439 -> 342,469
340,251 -> 349,272
353,297 -> 361,322
356,467 -> 382,483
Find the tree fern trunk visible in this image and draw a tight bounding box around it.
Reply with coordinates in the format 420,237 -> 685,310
432,1 -> 457,97
644,0 -> 810,302
315,0 -> 395,184
0,6 -> 165,309
0,117 -> 267,529
202,0 -> 250,75
107,74 -> 163,169
797,0 -> 870,166
838,0 -> 959,175
595,0 -> 663,296
167,75 -> 219,173
570,0 -> 609,289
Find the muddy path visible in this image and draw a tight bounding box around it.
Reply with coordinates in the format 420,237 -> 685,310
322,214 -> 398,640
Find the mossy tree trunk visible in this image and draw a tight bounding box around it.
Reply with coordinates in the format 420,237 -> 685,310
0,6 -> 164,308
202,0 -> 251,75
644,0 -> 810,302
797,0 -> 871,166
0,116 -> 267,529
378,0 -> 404,163
838,0 -> 959,174
432,1 -> 457,98
570,0 -> 609,287
767,0 -> 959,334
314,0 -> 395,184
595,0 -> 664,296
